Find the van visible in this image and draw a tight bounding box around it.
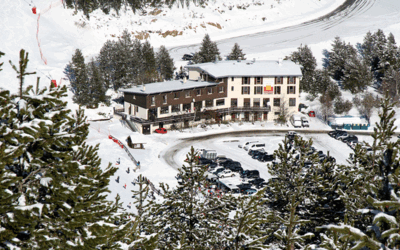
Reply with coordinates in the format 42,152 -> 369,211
301,117 -> 309,127
290,115 -> 302,128
244,143 -> 265,151
238,141 -> 259,149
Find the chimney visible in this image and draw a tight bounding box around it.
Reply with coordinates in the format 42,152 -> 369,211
214,55 -> 218,63
183,76 -> 187,83
142,84 -> 146,91
278,58 -> 283,65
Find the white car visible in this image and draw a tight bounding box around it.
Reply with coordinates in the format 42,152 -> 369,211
218,170 -> 236,178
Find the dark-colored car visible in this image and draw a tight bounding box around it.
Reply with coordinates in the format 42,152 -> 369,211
237,183 -> 252,192
328,130 -> 342,138
249,178 -> 265,185
258,154 -> 275,162
226,161 -> 243,172
251,151 -> 265,160
342,135 -> 358,143
220,159 -> 234,167
198,157 -> 213,165
334,131 -> 348,139
182,53 -> 194,61
240,170 -> 260,179
248,149 -> 265,156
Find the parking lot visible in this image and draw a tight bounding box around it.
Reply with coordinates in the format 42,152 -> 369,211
169,131 -> 376,194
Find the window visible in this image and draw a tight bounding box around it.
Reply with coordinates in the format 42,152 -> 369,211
208,88 -> 213,95
151,96 -> 155,106
174,92 -> 180,99
196,89 -> 201,96
231,86 -> 234,91
287,86 -> 296,94
185,91 -> 191,98
253,98 -> 260,107
274,112 -> 280,115
183,103 -> 191,112
231,77 -> 235,81
275,77 -> 283,84
242,77 -> 250,85
274,86 -> 281,95
231,98 -> 237,107
255,77 -> 263,85
218,86 -> 224,93
289,98 -> 296,107
216,99 -> 225,106
205,99 -> 213,107
135,106 -> 139,112
163,95 -> 167,104
244,98 -> 250,107
171,104 -> 180,113
254,86 -> 263,95
263,98 -> 270,107
241,86 -> 250,95
289,77 -> 296,84
160,106 -> 169,114
273,98 -> 280,107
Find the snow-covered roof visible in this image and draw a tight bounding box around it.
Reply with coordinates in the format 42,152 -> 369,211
119,80 -> 219,95
186,60 -> 302,78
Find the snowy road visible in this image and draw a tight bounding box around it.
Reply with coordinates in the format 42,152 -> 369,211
169,0 -> 400,59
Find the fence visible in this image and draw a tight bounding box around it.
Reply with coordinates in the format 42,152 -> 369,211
108,134 -> 162,196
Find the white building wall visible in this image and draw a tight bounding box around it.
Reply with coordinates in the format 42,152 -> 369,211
136,105 -> 147,119
188,69 -> 201,81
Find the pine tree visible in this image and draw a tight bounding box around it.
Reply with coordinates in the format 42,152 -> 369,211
141,40 -> 158,84
98,40 -> 118,89
145,146 -> 230,249
156,45 -> 175,80
69,49 -> 90,105
0,51 -> 4,71
319,96 -> 400,249
228,43 -> 246,60
289,44 -> 317,92
192,34 -> 221,64
9,49 -> 36,98
114,30 -> 135,90
341,53 -> 372,94
88,59 -> 109,105
1,51 -> 131,248
327,37 -> 357,81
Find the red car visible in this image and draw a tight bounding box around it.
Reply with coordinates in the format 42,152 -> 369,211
155,128 -> 167,134
308,111 -> 316,117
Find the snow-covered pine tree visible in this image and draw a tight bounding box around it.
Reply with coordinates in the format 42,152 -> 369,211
98,40 -> 118,90
226,189 -> 271,249
228,43 -> 246,61
9,49 -> 36,98
69,48 -> 90,105
1,51 -> 131,248
382,66 -> 400,102
114,30 -> 136,90
88,59 -> 109,105
146,146 -> 230,249
327,37 -> 356,81
288,44 -> 317,92
156,45 -> 175,80
319,95 -> 400,249
341,53 -> 372,94
192,34 -> 221,64
141,40 -> 158,84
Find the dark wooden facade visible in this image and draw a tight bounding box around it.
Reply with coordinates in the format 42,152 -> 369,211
124,81 -> 228,109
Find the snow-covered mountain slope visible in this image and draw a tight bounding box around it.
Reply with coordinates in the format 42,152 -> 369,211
0,0 -> 344,95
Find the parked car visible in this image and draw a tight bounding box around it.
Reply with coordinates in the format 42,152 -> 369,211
333,130 -> 347,139
239,141 -> 259,149
240,170 -> 260,179
248,148 -> 265,156
212,167 -> 225,175
182,53 -> 194,60
198,157 -> 213,165
226,161 -> 243,172
342,135 -> 358,144
218,170 -> 236,178
328,130 -> 341,137
301,117 -> 309,127
237,183 -> 252,192
290,115 -> 302,128
336,132 -> 349,140
220,159 -> 234,167
258,154 -> 275,162
155,128 -> 167,134
244,143 -> 266,151
251,151 -> 265,160
214,156 -> 230,164
249,178 -> 265,185
308,111 -> 316,117
286,131 -> 297,140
